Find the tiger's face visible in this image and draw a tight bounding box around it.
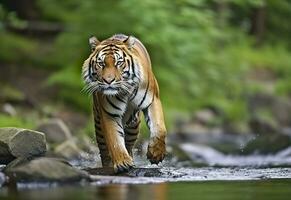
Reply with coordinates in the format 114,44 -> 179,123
83,35 -> 139,96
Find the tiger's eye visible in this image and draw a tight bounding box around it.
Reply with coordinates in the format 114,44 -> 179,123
116,61 -> 124,66
97,62 -> 105,67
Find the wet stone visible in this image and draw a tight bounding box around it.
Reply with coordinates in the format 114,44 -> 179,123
85,167 -> 164,177
4,157 -> 89,183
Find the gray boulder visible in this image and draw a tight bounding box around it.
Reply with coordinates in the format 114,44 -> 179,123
0,172 -> 5,187
0,127 -> 47,164
36,119 -> 72,144
54,138 -> 86,160
4,157 -> 89,183
75,135 -> 99,154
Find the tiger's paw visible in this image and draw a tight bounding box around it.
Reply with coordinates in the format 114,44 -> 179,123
113,154 -> 134,174
147,136 -> 166,164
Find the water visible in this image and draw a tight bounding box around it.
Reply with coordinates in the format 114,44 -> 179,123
1,145 -> 291,199
1,179 -> 291,200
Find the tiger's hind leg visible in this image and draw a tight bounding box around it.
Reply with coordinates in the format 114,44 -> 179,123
124,111 -> 141,157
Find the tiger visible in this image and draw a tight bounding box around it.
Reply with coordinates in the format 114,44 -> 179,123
82,34 -> 167,173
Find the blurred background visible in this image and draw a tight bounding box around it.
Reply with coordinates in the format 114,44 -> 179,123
0,0 -> 291,159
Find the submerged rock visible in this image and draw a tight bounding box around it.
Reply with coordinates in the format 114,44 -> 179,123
0,127 -> 47,164
4,157 -> 89,183
36,119 -> 72,144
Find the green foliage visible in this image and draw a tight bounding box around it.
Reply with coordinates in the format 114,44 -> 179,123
0,114 -> 34,129
0,31 -> 37,64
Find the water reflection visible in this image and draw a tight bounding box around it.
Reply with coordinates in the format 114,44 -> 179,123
96,184 -> 167,200
0,183 -> 167,200
0,180 -> 291,200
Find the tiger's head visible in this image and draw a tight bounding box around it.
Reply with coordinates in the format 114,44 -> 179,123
82,34 -> 140,96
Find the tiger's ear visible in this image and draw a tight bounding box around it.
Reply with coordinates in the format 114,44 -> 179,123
89,36 -> 100,52
124,36 -> 135,49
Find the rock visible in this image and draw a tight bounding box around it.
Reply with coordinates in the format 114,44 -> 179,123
36,119 -> 72,144
0,127 -> 47,164
54,138 -> 86,160
247,93 -> 275,111
0,172 -> 5,187
248,93 -> 291,128
168,144 -> 194,162
75,135 -> 99,154
0,85 -> 25,104
1,103 -> 17,116
246,115 -> 291,154
4,157 -> 32,171
178,143 -> 224,165
249,116 -> 278,134
192,109 -> 216,125
242,133 -> 291,154
272,97 -> 291,127
169,143 -> 226,166
4,157 -> 89,183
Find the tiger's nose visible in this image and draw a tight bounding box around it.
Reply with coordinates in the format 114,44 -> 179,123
103,76 -> 115,84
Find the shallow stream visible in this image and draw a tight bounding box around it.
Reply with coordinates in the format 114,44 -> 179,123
1,144 -> 291,199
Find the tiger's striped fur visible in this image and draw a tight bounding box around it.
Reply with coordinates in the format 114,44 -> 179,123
82,34 -> 166,173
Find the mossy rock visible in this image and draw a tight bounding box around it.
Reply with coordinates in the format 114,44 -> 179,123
0,127 -> 47,164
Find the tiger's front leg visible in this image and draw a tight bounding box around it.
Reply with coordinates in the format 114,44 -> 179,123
143,96 -> 167,164
100,109 -> 134,173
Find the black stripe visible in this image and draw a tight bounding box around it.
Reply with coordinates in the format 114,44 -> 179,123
102,44 -> 119,49
143,108 -> 151,125
126,60 -> 131,72
130,87 -> 139,101
98,146 -> 107,150
102,106 -> 120,118
94,123 -> 101,130
138,81 -> 149,107
96,135 -> 105,141
117,130 -> 124,137
125,138 -> 137,143
95,128 -> 104,136
123,36 -> 130,43
95,131 -> 104,139
116,121 -> 123,130
97,141 -> 106,146
116,95 -> 126,103
100,49 -> 111,53
83,74 -> 89,79
126,131 -> 139,136
129,55 -> 135,77
88,58 -> 93,79
146,117 -> 150,126
94,118 -> 100,125
106,96 -> 122,111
